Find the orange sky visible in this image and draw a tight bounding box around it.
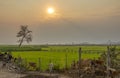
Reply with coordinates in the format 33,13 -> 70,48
0,0 -> 119,23
0,0 -> 120,44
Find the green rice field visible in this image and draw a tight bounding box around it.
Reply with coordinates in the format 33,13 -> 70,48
12,51 -> 100,70
0,45 -> 120,70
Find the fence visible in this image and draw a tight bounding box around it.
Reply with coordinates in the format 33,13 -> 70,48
21,56 -> 75,72
18,50 -> 104,72
0,46 -> 119,78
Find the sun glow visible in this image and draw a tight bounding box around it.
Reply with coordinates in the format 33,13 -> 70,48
47,7 -> 55,14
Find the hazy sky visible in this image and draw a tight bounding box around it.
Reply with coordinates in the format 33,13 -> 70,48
0,0 -> 120,44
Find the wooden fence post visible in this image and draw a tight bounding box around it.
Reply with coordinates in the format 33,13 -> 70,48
38,57 -> 41,71
106,46 -> 111,78
65,53 -> 68,70
78,47 -> 82,77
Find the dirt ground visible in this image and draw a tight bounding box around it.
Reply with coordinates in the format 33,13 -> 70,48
20,72 -> 70,78
0,71 -> 70,78
0,70 -> 25,78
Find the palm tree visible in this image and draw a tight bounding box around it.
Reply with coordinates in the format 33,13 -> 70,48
17,25 -> 32,47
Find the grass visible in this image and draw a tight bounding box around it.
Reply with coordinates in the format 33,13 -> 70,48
0,45 -> 119,70
12,51 -> 101,70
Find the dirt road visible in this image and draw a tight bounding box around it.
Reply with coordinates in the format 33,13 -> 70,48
0,70 -> 25,78
0,71 -> 70,78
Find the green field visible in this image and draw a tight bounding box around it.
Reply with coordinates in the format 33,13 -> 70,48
11,45 -> 108,70
0,45 -> 119,71
12,51 -> 100,70
0,45 -> 108,52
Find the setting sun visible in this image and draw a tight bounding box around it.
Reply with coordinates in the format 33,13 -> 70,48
47,7 -> 55,14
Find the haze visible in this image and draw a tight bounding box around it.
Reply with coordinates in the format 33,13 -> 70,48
0,0 -> 120,44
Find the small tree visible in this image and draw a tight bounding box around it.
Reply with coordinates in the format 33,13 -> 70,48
101,46 -> 120,68
17,25 -> 32,47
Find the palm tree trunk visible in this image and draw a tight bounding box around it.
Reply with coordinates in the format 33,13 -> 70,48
19,36 -> 24,47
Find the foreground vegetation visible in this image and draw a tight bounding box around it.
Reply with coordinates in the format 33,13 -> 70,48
0,45 -> 119,71
12,51 -> 100,70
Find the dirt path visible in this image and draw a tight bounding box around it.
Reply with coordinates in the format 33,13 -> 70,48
0,70 -> 25,78
21,72 -> 70,78
0,71 -> 70,78
0,67 -> 70,78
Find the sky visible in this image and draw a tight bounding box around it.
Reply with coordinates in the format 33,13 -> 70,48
0,0 -> 120,44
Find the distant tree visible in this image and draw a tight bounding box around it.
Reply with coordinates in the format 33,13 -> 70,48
17,25 -> 32,47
